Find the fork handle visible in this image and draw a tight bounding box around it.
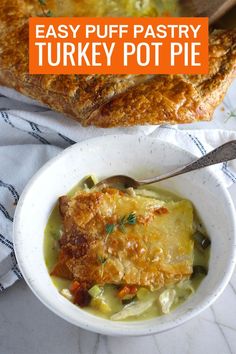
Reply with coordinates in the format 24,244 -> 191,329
139,140 -> 236,185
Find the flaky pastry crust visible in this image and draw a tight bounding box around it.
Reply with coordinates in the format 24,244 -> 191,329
51,188 -> 194,289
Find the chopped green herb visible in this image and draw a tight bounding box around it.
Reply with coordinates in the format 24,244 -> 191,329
119,223 -> 126,233
97,255 -> 107,277
104,223 -> 115,242
118,212 -> 137,232
104,212 -> 137,239
46,10 -> 52,16
119,215 -> 126,224
224,108 -> 236,123
105,224 -> 115,235
97,255 -> 107,265
38,0 -> 52,17
126,212 -> 137,225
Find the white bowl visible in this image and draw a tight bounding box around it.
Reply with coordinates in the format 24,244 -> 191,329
13,135 -> 236,336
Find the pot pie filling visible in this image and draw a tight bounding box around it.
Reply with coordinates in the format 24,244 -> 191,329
36,0 -> 182,17
44,176 -> 210,321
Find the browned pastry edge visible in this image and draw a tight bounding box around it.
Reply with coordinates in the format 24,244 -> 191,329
86,30 -> 236,127
0,0 -> 236,127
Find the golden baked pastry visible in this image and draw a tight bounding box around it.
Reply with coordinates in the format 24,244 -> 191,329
0,0 -> 236,127
51,188 -> 194,290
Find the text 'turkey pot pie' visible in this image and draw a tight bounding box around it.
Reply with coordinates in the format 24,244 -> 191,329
0,0 -> 236,127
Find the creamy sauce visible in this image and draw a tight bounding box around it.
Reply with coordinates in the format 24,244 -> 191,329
44,180 -> 210,321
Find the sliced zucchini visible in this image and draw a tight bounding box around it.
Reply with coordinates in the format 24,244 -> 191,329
88,285 -> 103,298
83,175 -> 98,189
136,287 -> 150,301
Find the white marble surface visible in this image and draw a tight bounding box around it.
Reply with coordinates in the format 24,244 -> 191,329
1,83 -> 236,353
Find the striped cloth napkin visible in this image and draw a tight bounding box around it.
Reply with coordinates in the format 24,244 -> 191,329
0,82 -> 236,291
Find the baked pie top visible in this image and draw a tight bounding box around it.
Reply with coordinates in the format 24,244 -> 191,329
51,188 -> 194,290
0,0 -> 235,127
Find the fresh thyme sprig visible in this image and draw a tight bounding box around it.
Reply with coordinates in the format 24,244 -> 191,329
104,212 -> 137,242
38,0 -> 52,17
105,224 -> 115,235
224,109 -> 236,123
97,255 -> 107,265
121,212 -> 137,226
97,255 -> 107,277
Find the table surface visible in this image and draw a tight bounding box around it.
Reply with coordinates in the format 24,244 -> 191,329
1,84 -> 236,354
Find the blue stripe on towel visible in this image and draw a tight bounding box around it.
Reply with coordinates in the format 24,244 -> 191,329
222,162 -> 236,183
1,112 -> 51,145
28,132 -> 51,145
10,251 -> 17,266
0,203 -> 13,222
0,111 -> 15,127
0,180 -> 19,203
29,121 -> 42,133
12,265 -> 22,279
188,134 -> 206,155
0,234 -> 14,250
58,133 -> 75,145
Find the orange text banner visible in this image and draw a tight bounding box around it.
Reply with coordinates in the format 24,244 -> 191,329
29,17 -> 209,75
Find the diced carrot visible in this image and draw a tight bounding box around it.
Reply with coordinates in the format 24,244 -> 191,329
117,285 -> 138,299
129,285 -> 138,294
70,280 -> 81,294
154,207 -> 168,215
117,286 -> 129,299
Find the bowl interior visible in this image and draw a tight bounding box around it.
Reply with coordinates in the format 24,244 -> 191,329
13,135 -> 236,336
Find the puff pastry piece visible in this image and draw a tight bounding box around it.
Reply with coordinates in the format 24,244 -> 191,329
51,188 -> 194,290
0,0 -> 236,127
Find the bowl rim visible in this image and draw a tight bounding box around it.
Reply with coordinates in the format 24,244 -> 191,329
13,134 -> 236,336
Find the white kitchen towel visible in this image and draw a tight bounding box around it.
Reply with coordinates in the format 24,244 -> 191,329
0,81 -> 236,291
